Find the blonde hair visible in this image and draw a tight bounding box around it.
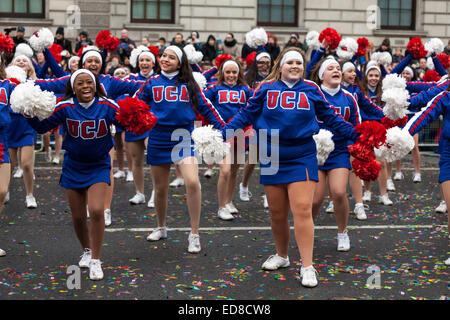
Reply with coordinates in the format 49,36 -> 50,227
11,55 -> 37,80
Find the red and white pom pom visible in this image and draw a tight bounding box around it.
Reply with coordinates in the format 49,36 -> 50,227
306,31 -> 320,51
374,127 -> 415,162
318,28 -> 341,50
313,129 -> 335,165
191,125 -> 230,165
10,80 -> 56,120
116,97 -> 157,135
0,33 -> 15,54
5,66 -> 27,83
336,38 -> 358,61
407,37 -> 428,59
245,27 -> 268,49
183,44 -> 203,65
370,51 -> 392,66
193,72 -> 207,90
425,38 -> 444,56
29,28 -> 54,52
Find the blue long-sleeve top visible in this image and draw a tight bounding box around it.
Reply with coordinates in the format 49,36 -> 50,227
408,79 -> 450,112
306,46 -> 325,79
343,83 -> 384,121
42,48 -> 68,78
0,79 -> 17,128
134,73 -> 225,129
390,53 -> 413,76
221,79 -> 358,143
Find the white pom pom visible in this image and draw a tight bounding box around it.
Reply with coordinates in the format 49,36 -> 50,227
382,73 -> 407,90
245,27 -> 268,49
191,125 -> 230,165
427,56 -> 435,70
193,72 -> 207,90
306,31 -> 320,50
374,127 -> 415,162
336,38 -> 358,61
313,129 -> 335,166
29,28 -> 54,52
183,44 -> 203,65
14,43 -> 34,58
425,38 -> 444,56
130,45 -> 150,68
10,80 -> 56,120
382,88 -> 410,120
370,51 -> 392,66
5,66 -> 27,83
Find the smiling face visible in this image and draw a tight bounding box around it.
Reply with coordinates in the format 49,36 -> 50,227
401,69 -> 413,81
342,66 -> 356,84
322,62 -> 342,88
280,59 -> 304,83
70,56 -> 80,72
367,69 -> 381,87
82,55 -> 102,75
257,57 -> 271,75
14,56 -> 30,73
73,73 -> 96,103
223,64 -> 239,86
160,49 -> 180,73
139,55 -> 154,75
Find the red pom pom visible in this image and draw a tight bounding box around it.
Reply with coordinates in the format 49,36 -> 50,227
422,69 -> 440,82
318,28 -> 341,51
407,37 -> 428,59
148,46 -> 160,58
215,53 -> 233,68
49,43 -> 63,63
244,51 -> 257,67
352,158 -> 381,181
77,45 -> 87,57
0,33 -> 15,54
355,121 -> 387,148
356,37 -> 369,57
0,141 -> 4,162
116,97 -> 157,135
381,116 -> 408,129
7,77 -> 21,85
348,142 -> 375,162
96,30 -> 120,52
437,53 -> 450,69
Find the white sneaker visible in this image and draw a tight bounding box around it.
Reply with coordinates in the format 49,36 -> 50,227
147,190 -> 155,208
354,203 -> 368,220
413,173 -> 422,183
204,168 -> 213,178
239,183 -> 252,201
261,254 -> 290,271
89,259 -> 103,280
26,194 -> 37,209
129,192 -> 145,205
386,179 -> 395,191
147,227 -> 167,241
104,209 -> 111,227
113,170 -> 125,179
362,191 -> 372,202
379,194 -> 393,206
445,257 -> 450,265
218,207 -> 234,221
188,232 -> 201,253
226,202 -> 238,214
300,265 -> 318,288
263,194 -> 268,208
0,248 -> 5,257
13,168 -> 23,178
86,205 -> 89,218
52,157 -> 60,164
45,150 -> 52,162
4,192 -> 9,204
393,172 -> 404,181
169,177 -> 184,187
126,170 -> 134,182
78,248 -> 92,268
435,200 -> 447,213
325,201 -> 334,213
337,230 -> 350,251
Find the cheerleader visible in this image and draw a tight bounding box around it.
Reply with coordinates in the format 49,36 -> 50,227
203,58 -> 254,220
135,45 -> 226,253
26,69 -> 124,280
221,48 -> 359,287
404,86 -> 450,265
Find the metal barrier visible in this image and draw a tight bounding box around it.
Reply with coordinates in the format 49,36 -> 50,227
418,116 -> 442,147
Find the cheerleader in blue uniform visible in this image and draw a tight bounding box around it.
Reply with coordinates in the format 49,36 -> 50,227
26,69 -> 125,280
221,48 -> 359,287
203,59 -> 254,220
135,45 -> 226,253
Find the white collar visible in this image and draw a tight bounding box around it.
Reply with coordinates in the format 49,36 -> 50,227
79,98 -> 95,109
368,85 -> 377,92
141,70 -> 154,78
321,84 -> 341,96
342,81 -> 350,88
281,79 -> 299,88
161,70 -> 179,80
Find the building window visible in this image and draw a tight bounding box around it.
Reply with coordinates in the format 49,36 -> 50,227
0,0 -> 44,18
257,0 -> 298,27
131,0 -> 175,23
379,0 -> 416,30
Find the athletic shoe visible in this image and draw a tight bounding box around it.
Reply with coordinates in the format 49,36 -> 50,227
325,201 -> 334,213
126,171 -> 134,182
393,172 -> 404,181
337,230 -> 350,251
226,202 -> 238,214
218,207 -> 234,220
362,191 -> 372,202
147,227 -> 167,241
147,190 -> 155,208
4,192 -> 9,204
239,183 -> 251,201
104,209 -> 111,227
445,257 -> 450,265
263,194 -> 269,208
113,170 -> 125,179
386,179 -> 395,191
435,200 -> 447,213
204,169 -> 213,178
378,194 -> 393,206
86,205 -> 89,218
261,254 -> 290,271
78,248 -> 92,268
45,150 -> 52,162
89,259 -> 103,280
413,173 -> 422,183
26,195 -> 37,209
354,203 -> 368,220
0,248 -> 5,257
169,177 -> 184,187
188,232 -> 201,253
13,168 -> 23,178
129,192 -> 145,205
300,265 -> 318,288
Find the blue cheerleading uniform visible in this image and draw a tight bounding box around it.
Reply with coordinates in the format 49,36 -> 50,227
342,83 -> 384,121
26,96 -> 121,189
0,79 -> 17,163
134,72 -> 226,165
222,79 -> 358,185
